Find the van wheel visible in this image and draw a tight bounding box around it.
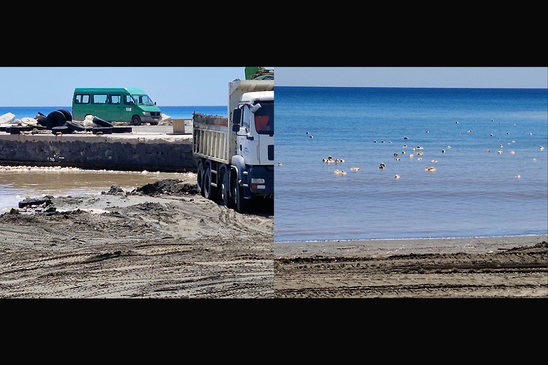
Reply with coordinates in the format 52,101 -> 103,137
131,115 -> 141,125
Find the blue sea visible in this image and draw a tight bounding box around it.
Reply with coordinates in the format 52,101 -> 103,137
274,87 -> 548,242
0,105 -> 227,121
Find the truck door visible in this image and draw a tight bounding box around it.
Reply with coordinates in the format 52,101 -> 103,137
253,101 -> 274,165
237,106 -> 260,165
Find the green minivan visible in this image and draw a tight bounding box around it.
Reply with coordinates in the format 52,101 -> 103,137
72,87 -> 162,125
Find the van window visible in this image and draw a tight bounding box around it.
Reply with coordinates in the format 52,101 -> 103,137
75,94 -> 90,104
124,95 -> 135,105
132,94 -> 154,106
92,94 -> 108,104
109,95 -> 121,104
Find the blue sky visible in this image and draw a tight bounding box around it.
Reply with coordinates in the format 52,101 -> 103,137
276,67 -> 547,88
1,67 -> 545,106
0,67 -> 245,106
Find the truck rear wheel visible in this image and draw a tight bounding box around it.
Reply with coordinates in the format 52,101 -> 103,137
197,161 -> 204,196
203,165 -> 217,201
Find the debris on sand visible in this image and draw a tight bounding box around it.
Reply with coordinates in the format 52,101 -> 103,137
133,179 -> 199,196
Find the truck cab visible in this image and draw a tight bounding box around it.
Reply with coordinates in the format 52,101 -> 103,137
235,91 -> 274,166
192,78 -> 273,213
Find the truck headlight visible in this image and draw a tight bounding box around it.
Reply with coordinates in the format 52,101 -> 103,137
251,178 -> 265,184
142,111 -> 151,116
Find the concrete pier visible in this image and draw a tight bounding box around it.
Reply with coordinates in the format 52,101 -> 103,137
0,126 -> 196,172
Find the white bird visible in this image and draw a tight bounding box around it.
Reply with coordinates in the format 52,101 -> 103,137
425,166 -> 436,172
394,174 -> 401,179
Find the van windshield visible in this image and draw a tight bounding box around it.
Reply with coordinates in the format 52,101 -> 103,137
253,101 -> 273,135
132,94 -> 155,106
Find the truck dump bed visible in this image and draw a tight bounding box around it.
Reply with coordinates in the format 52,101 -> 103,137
192,112 -> 231,164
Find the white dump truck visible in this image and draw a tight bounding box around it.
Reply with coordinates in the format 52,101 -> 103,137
192,79 -> 274,212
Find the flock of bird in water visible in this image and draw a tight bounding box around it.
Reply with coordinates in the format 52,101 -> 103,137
287,118 -> 546,180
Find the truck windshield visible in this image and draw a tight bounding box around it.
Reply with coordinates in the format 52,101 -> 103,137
132,94 -> 155,106
254,101 -> 273,134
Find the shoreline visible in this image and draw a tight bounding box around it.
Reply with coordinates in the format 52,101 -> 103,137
275,234 -> 548,258
275,235 -> 548,297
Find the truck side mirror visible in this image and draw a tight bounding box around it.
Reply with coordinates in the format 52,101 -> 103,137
232,108 -> 241,124
251,103 -> 261,114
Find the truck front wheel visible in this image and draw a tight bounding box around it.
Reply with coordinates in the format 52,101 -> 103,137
131,115 -> 141,125
234,184 -> 249,213
220,169 -> 230,206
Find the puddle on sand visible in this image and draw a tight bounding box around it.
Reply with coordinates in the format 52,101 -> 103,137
0,166 -> 195,212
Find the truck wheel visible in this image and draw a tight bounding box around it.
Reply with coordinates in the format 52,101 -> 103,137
197,161 -> 204,196
234,185 -> 249,213
220,169 -> 230,206
131,115 -> 141,125
203,166 -> 213,200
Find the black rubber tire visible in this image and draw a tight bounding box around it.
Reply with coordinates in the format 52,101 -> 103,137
234,185 -> 249,213
57,109 -> 72,122
8,125 -> 34,134
131,115 -> 141,125
36,114 -> 47,126
196,161 -> 204,196
92,127 -> 113,134
52,125 -> 72,134
112,126 -> 133,133
203,166 -> 213,200
65,120 -> 86,131
92,116 -> 113,128
220,168 -> 230,206
46,111 -> 66,129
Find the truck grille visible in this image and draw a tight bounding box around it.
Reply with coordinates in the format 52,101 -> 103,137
151,112 -> 161,117
268,145 -> 274,160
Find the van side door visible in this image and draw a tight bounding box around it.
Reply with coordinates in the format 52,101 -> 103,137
108,94 -> 123,122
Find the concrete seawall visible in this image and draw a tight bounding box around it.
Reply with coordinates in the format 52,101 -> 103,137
0,128 -> 196,172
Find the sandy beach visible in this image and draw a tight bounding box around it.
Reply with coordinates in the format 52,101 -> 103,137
275,235 -> 548,298
0,176 -> 273,298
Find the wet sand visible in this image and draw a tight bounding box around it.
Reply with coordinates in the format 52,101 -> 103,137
0,175 -> 273,298
275,235 -> 548,298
